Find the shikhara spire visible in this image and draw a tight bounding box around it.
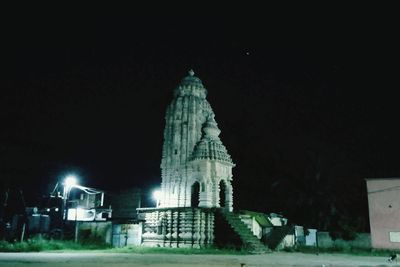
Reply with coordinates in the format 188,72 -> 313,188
159,70 -> 235,211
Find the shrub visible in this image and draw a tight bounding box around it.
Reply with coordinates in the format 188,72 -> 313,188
0,235 -> 107,252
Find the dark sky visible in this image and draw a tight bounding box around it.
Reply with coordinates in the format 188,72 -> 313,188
1,11 -> 400,228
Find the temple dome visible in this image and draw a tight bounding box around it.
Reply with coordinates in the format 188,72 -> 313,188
174,69 -> 207,98
202,115 -> 221,138
190,116 -> 234,165
180,69 -> 204,87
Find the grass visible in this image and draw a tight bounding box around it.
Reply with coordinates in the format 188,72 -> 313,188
283,245 -> 400,257
6,237 -> 398,257
106,245 -> 249,255
0,237 -> 248,254
0,236 -> 111,252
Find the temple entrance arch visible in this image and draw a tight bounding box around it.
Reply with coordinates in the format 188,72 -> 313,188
219,180 -> 226,208
191,181 -> 200,207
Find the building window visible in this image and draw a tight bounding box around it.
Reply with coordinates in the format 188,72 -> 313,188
174,149 -> 178,155
389,232 -> 400,242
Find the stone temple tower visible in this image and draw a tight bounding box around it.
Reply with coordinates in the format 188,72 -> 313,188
138,71 -> 265,251
159,70 -> 235,211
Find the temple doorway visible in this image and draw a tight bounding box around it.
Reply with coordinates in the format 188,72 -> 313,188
191,182 -> 200,207
219,180 -> 226,208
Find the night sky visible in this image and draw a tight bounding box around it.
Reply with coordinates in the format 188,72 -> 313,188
2,12 -> 400,231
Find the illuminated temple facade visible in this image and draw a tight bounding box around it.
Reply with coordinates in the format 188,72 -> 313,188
159,70 -> 235,211
137,71 -> 257,249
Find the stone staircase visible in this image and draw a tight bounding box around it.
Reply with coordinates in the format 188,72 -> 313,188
219,210 -> 269,253
265,224 -> 294,250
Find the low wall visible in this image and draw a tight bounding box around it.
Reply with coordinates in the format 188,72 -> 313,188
78,221 -> 112,244
317,232 -> 371,249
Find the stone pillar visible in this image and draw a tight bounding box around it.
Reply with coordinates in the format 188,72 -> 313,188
226,181 -> 233,212
199,184 -> 212,208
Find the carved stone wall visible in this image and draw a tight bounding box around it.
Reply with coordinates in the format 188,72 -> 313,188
139,207 -> 214,248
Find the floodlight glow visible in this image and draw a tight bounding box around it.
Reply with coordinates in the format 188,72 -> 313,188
65,175 -> 77,187
152,190 -> 161,202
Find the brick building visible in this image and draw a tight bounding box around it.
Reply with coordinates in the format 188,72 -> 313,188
366,178 -> 400,249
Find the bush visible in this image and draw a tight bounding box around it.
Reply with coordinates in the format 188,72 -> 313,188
0,235 -> 108,252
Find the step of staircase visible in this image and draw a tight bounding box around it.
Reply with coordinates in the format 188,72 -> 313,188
265,224 -> 294,250
219,209 -> 269,254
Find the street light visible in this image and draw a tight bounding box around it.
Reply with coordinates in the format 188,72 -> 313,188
62,175 -> 78,221
65,175 -> 77,188
152,190 -> 161,207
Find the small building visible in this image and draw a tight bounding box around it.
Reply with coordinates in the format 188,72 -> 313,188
66,186 -> 111,222
366,178 -> 400,249
105,188 -> 142,247
105,188 -> 141,221
37,182 -> 113,242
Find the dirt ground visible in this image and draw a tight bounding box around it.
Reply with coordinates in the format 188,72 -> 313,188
0,251 -> 399,267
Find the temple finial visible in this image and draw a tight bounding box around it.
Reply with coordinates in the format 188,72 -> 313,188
188,69 -> 195,76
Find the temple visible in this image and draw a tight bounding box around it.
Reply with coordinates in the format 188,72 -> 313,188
159,70 -> 235,211
137,71 -> 266,252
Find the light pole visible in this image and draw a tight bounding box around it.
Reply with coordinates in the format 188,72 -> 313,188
68,199 -> 79,243
62,175 -> 77,218
152,190 -> 161,208
61,175 -> 77,239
